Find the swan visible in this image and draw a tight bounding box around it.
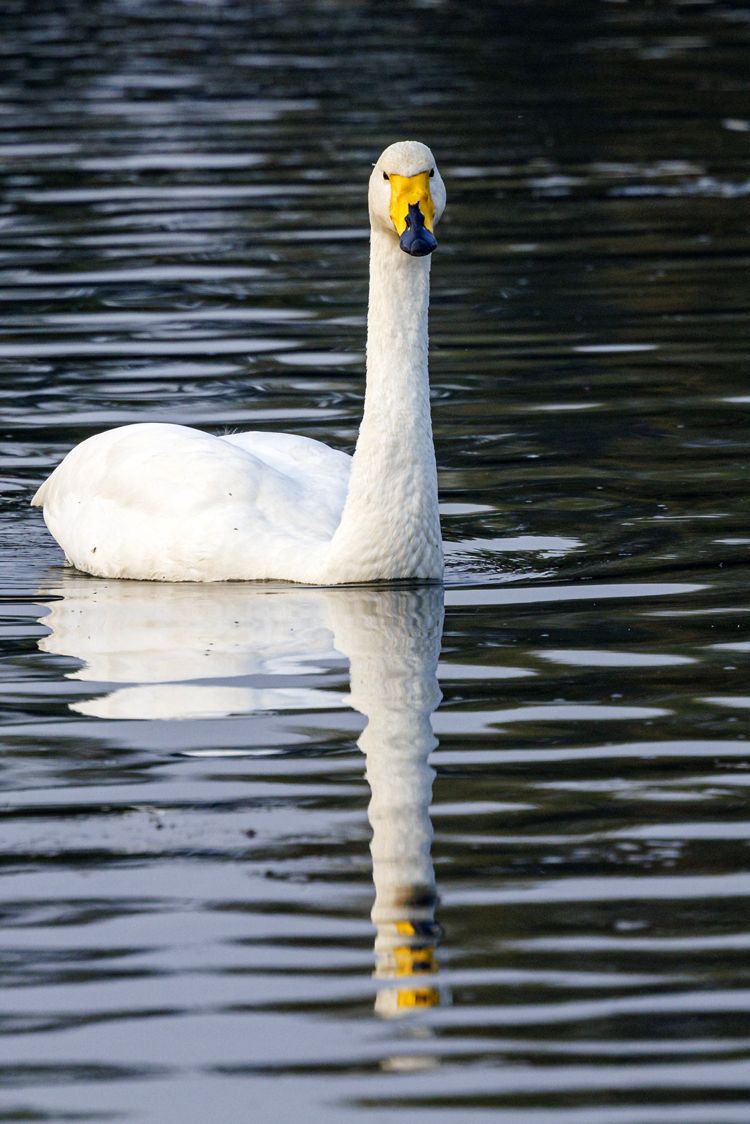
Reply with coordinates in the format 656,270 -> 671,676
31,140 -> 447,584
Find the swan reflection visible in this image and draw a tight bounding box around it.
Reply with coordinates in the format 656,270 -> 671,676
37,577 -> 445,1016
38,579 -> 343,719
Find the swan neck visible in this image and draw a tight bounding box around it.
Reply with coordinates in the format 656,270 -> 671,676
317,229 -> 442,583
364,228 -> 432,410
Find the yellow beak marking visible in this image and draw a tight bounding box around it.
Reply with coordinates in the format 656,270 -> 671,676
389,171 -> 435,236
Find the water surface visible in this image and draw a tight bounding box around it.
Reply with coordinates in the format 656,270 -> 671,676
2,1 -> 750,1121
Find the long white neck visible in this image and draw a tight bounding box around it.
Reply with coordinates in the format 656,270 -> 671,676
326,586 -> 444,1015
318,228 -> 443,583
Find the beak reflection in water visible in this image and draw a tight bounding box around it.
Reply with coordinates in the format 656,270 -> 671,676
36,578 -> 447,1017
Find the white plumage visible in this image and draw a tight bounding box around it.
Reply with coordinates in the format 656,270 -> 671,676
32,140 -> 447,583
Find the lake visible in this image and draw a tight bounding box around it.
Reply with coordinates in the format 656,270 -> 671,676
2,1 -> 750,1121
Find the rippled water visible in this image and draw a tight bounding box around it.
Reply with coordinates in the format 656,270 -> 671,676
2,1 -> 750,1121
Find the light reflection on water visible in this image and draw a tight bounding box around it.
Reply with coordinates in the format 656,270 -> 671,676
2,0 -> 750,1121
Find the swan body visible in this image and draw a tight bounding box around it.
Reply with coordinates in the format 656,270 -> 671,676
32,140 -> 446,584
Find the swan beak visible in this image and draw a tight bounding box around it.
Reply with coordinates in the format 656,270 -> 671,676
389,172 -> 437,257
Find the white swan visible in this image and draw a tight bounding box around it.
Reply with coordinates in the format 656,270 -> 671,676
31,140 -> 447,584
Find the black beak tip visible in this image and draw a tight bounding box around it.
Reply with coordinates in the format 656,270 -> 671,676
399,201 -> 438,257
400,230 -> 437,257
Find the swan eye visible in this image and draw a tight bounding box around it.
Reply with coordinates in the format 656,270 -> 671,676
383,172 -> 390,181
429,168 -> 435,178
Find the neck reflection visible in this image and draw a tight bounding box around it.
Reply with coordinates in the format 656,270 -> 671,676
327,585 -> 444,1017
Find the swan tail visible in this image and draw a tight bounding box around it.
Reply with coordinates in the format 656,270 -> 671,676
31,480 -> 48,507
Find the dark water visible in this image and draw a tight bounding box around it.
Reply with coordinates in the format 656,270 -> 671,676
2,1 -> 750,1120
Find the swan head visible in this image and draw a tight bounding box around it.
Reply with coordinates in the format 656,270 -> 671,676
369,140 -> 446,257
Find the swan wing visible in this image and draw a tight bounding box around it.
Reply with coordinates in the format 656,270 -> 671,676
33,423 -> 352,581
221,429 -> 351,527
